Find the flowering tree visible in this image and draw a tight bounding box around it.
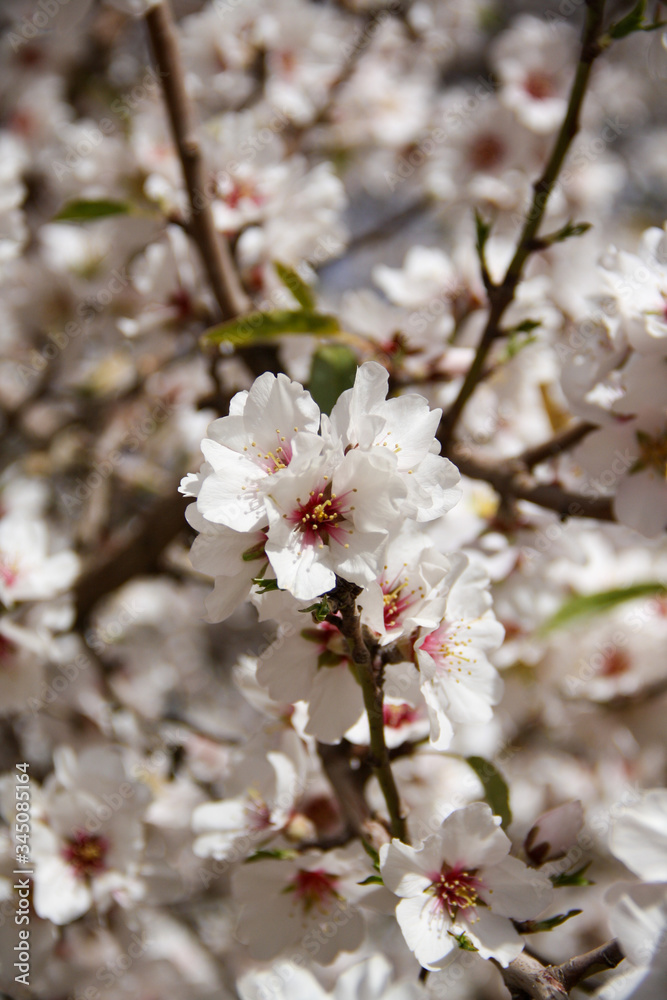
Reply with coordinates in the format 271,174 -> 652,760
2,1 -> 667,999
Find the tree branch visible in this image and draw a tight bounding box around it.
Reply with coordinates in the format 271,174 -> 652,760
145,0 -> 249,319
438,0 -> 607,449
450,448 -> 614,522
499,938 -> 624,1000
327,579 -> 408,842
518,422 -> 597,471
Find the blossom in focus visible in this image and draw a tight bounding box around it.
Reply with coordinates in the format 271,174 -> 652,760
380,803 -> 553,969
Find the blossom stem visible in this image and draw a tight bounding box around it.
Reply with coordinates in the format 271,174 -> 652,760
438,0 -> 607,449
330,581 -> 409,842
145,0 -> 250,320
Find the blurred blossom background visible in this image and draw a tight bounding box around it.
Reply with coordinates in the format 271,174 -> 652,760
1,0 -> 667,998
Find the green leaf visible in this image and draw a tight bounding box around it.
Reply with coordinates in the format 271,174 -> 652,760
361,839 -> 381,871
274,261 -> 316,310
541,582 -> 667,633
252,576 -> 281,593
247,848 -> 297,863
517,909 -> 582,934
474,208 -> 492,255
551,862 -> 595,888
299,599 -> 331,623
54,199 -> 132,222
547,220 -> 592,243
242,541 -> 266,561
466,756 -> 512,830
449,930 -> 478,952
511,319 -> 542,334
608,0 -> 666,37
358,874 -> 384,885
308,345 -> 359,415
500,331 -> 538,362
202,310 -> 340,348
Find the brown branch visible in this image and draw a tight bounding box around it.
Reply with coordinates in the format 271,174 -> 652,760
74,491 -> 190,628
450,449 -> 614,522
518,422 -> 597,471
558,939 -> 624,990
145,1 -> 249,319
438,0 -> 607,449
327,579 -> 408,842
499,939 -> 624,1000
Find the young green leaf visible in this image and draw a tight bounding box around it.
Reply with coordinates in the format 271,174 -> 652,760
202,310 -> 340,347
308,344 -> 359,415
54,199 -> 133,222
541,582 -> 667,633
465,755 -> 512,829
516,909 -> 582,934
550,862 -> 595,888
274,261 -> 316,310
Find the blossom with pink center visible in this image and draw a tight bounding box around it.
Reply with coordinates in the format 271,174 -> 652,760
264,439 -> 406,600
62,832 -> 109,879
359,527 -> 451,646
257,616 -> 365,743
183,371 -> 321,532
414,554 -> 504,749
324,362 -> 461,523
233,843 -> 368,963
0,515 -> 79,606
192,745 -> 302,861
380,803 -> 553,969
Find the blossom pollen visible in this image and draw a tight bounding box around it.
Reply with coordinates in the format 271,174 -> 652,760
289,485 -> 350,546
288,868 -> 340,913
382,573 -> 420,630
62,831 -> 109,879
428,866 -> 483,921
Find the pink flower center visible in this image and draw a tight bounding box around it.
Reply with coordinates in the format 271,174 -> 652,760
0,560 -> 19,589
247,434 -> 293,474
428,865 -> 483,921
383,702 -> 419,729
523,70 -> 556,100
420,623 -> 474,676
244,793 -> 273,833
468,133 -> 505,171
62,831 -> 109,879
290,868 -> 339,912
599,649 -> 631,677
289,485 -> 351,547
381,573 -> 420,631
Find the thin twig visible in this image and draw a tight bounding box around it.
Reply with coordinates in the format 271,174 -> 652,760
450,448 -> 614,521
145,1 -> 249,319
519,422 -> 597,470
327,579 -> 408,842
438,0 -> 607,449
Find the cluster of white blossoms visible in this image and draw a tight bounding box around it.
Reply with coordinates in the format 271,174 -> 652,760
3,1 -> 667,999
181,361 -> 459,604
